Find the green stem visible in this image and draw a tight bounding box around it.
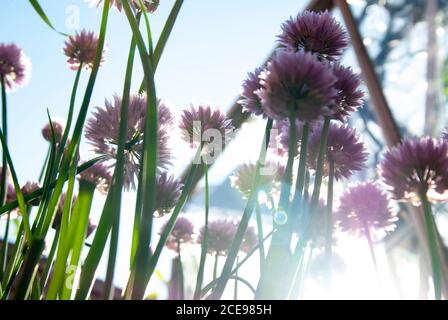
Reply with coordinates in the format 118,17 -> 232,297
256,109 -> 296,299
419,191 -> 442,300
0,75 -> 8,210
194,163 -> 209,300
255,201 -> 265,275
177,244 -> 184,300
213,252 -> 218,281
60,181 -> 95,299
209,119 -> 273,300
325,159 -> 334,283
290,122 -> 310,225
12,238 -> 45,300
310,117 -> 330,210
0,212 -> 10,278
102,12 -> 140,300
0,75 -> 9,274
121,0 -> 158,300
57,64 -> 82,160
38,146 -> 50,183
39,226 -> 60,290
234,256 -> 239,300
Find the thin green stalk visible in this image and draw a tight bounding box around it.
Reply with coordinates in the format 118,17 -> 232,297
60,181 -> 95,299
0,76 -> 9,276
290,122 -> 310,225
12,238 -> 45,300
0,157 -> 103,216
256,109 -> 296,299
1,75 -> 8,210
138,0 -> 184,92
325,159 -> 334,282
130,147 -> 202,299
310,117 -> 330,209
213,252 -> 219,281
177,244 -> 184,300
45,157 -> 78,299
102,12 -> 140,300
39,226 -> 60,290
74,184 -> 115,300
200,230 -> 274,298
194,164 -> 210,300
28,0 -> 68,36
121,0 -> 158,299
255,202 -> 265,275
38,146 -> 50,183
209,119 -> 273,300
0,129 -> 31,241
419,191 -> 441,300
0,212 -> 11,278
57,64 -> 83,160
234,256 -> 239,300
1,222 -> 24,288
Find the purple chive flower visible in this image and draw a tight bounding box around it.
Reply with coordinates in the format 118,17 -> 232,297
329,64 -> 364,121
0,43 -> 31,90
6,184 -> 16,204
160,216 -> 194,251
257,50 -> 337,122
308,122 -> 368,180
179,104 -> 234,149
335,181 -> 397,237
85,94 -> 173,190
41,118 -> 65,144
87,0 -> 160,12
278,10 -> 348,61
198,219 -> 256,256
230,162 -> 284,200
78,162 -> 112,194
63,30 -> 105,70
21,181 -> 41,206
154,172 -> 182,217
379,137 -> 448,205
238,66 -> 267,117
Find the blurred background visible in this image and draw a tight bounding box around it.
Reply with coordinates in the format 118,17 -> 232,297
1,0 -> 448,299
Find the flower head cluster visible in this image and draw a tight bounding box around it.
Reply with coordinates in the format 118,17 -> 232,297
0,43 -> 31,90
87,0 -> 160,13
335,181 -> 397,237
258,50 -> 337,122
379,137 -> 448,205
308,122 -> 368,180
239,67 -> 266,117
329,64 -> 364,121
42,118 -> 65,144
154,172 -> 182,217
179,104 -> 234,149
78,162 -> 112,194
198,219 -> 256,256
85,94 -> 173,190
160,216 -> 194,251
63,30 -> 105,70
230,162 -> 284,200
278,10 -> 348,61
